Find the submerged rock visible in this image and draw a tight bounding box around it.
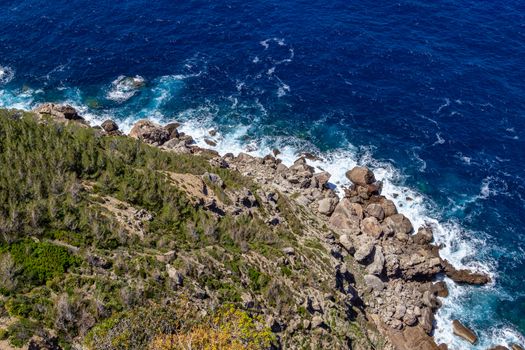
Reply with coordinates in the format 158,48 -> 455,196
442,259 -> 491,285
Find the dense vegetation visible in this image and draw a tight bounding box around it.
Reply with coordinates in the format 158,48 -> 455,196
0,110 -> 280,349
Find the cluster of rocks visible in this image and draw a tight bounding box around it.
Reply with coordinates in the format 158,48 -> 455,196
33,103 -> 87,125
29,104 -> 521,350
128,119 -> 197,153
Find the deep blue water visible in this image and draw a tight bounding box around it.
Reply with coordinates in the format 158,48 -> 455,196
1,0 -> 524,347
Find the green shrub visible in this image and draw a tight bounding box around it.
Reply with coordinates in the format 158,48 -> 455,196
2,240 -> 81,287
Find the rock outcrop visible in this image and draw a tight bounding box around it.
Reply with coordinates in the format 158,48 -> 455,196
452,319 -> 477,344
33,103 -> 87,125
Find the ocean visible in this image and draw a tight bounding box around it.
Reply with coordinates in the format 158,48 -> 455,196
1,0 -> 524,348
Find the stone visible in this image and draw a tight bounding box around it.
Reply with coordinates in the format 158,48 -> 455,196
339,234 -> 354,253
366,203 -> 385,221
442,259 -> 491,285
384,213 -> 414,236
403,312 -> 418,326
354,241 -> 375,263
432,281 -> 449,297
164,122 -> 180,137
329,198 -> 363,232
488,346 -> 510,350
202,172 -> 224,188
317,197 -> 338,215
361,217 -> 383,238
393,304 -> 406,320
366,246 -> 385,275
313,171 -> 331,188
129,119 -> 170,145
33,103 -> 84,122
241,292 -> 255,308
282,247 -> 295,255
204,138 -> 217,147
452,319 -> 477,344
166,265 -> 184,286
511,345 -> 525,350
413,226 -> 434,244
346,166 -> 376,186
364,274 -> 385,291
311,315 -> 325,328
379,198 -> 398,217
419,307 -> 434,334
101,119 -> 119,133
437,344 -> 448,350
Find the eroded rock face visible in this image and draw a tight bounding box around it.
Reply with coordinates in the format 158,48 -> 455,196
452,320 -> 477,344
129,120 -> 170,146
346,166 -> 376,186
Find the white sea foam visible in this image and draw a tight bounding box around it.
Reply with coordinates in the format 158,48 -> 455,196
0,65 -> 15,85
106,75 -> 146,103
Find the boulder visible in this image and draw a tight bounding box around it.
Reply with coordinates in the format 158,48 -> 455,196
385,213 -> 414,238
329,198 -> 363,232
354,241 -> 375,263
488,346 -> 510,350
452,320 -> 477,344
364,274 -> 385,291
413,226 -> 434,244
442,260 -> 491,285
314,171 -> 331,188
379,198 -> 398,217
346,166 -> 376,186
366,203 -> 385,221
361,216 -> 383,238
164,122 -> 180,139
202,172 -> 224,188
366,246 -> 385,275
101,119 -> 119,133
511,345 -> 525,350
166,265 -> 184,286
419,307 -> 435,334
317,197 -> 338,216
129,120 -> 170,145
338,234 -> 354,253
431,281 -> 449,297
204,138 -> 217,147
33,103 -> 85,123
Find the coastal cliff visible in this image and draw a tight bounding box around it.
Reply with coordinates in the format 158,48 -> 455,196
0,104 -> 507,350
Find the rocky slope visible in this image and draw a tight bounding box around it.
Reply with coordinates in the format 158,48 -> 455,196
0,104 -> 514,350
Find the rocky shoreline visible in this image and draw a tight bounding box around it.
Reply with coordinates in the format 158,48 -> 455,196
31,103 -> 522,350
